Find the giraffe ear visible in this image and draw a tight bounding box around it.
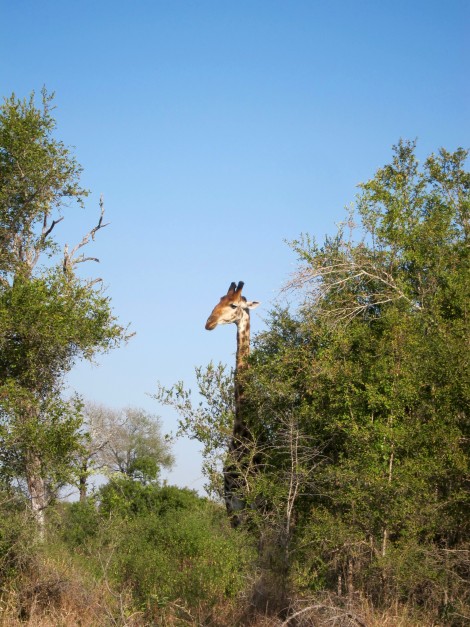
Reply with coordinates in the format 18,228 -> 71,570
245,301 -> 260,310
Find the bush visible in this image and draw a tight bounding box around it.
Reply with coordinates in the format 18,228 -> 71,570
112,506 -> 253,610
55,499 -> 100,547
0,491 -> 37,585
56,481 -> 256,622
98,476 -> 203,518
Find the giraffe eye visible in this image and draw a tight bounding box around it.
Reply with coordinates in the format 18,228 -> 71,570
230,304 -> 238,309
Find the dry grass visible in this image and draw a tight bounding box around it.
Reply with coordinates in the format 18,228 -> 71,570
0,552 -> 141,627
0,554 -> 461,626
0,592 -> 452,627
232,600 -> 443,627
198,580 -> 448,627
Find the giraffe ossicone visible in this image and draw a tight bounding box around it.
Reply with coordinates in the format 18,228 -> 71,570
205,281 -> 260,527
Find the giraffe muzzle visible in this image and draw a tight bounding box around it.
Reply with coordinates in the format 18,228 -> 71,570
205,317 -> 218,330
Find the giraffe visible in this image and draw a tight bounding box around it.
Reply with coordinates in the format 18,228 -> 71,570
205,281 -> 260,527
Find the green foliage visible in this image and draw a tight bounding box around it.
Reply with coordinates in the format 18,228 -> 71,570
0,272 -> 124,390
56,499 -> 100,548
155,361 -> 235,497
98,477 -> 203,518
0,88 -> 88,279
0,390 -> 83,490
247,141 -> 470,617
56,482 -> 255,620
0,490 -> 38,584
108,506 -> 252,611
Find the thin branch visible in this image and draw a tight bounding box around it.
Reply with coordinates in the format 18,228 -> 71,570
282,603 -> 366,626
42,215 -> 64,240
63,195 -> 109,276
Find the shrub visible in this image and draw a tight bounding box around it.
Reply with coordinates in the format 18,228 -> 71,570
0,491 -> 37,585
98,476 -> 202,518
55,499 -> 100,547
56,481 -> 256,622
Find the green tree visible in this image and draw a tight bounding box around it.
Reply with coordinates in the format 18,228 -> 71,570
77,403 -> 174,494
0,90 -> 129,531
251,141 -> 470,615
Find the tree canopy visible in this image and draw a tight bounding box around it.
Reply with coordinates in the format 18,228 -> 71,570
77,403 -> 174,495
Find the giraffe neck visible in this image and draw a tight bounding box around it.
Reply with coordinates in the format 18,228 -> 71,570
224,310 -> 252,526
234,310 -> 250,431
236,310 -> 251,371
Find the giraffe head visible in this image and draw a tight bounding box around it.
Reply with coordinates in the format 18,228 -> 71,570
205,281 -> 260,331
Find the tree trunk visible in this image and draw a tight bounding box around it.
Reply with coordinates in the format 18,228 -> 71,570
347,559 -> 354,598
79,460 -> 88,502
25,453 -> 47,538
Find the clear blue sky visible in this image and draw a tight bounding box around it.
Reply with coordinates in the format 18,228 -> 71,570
2,1 -> 468,492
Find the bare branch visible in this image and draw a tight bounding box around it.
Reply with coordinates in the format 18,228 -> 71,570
282,602 -> 366,626
23,215 -> 67,271
283,244 -> 419,324
42,215 -> 64,240
63,195 -> 109,277
73,255 -> 100,265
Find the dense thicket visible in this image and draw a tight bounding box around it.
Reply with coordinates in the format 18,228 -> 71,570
243,141 -> 470,621
0,481 -> 255,625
